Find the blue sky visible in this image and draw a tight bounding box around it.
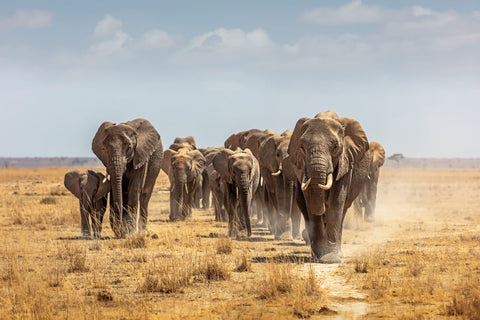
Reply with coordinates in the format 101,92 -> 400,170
1,0 -> 479,157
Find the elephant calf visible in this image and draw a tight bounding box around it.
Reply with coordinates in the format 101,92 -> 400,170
64,170 -> 111,238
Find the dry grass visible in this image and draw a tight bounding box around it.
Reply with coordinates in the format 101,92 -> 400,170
0,167 -> 479,319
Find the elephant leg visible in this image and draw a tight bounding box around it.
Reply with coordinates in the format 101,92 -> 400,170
140,157 -> 161,232
291,205 -> 302,240
322,175 -> 351,262
125,167 -> 147,234
225,184 -> 238,238
364,182 -> 377,222
79,201 -> 91,237
309,213 -> 327,259
202,173 -> 210,209
295,186 -> 310,244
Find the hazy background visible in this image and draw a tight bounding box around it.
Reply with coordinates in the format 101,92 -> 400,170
1,0 -> 479,158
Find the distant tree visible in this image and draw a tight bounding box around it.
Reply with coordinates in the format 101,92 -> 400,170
388,153 -> 405,162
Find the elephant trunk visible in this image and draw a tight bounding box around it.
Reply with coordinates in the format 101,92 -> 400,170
305,157 -> 332,216
238,173 -> 252,236
172,172 -> 187,221
109,155 -> 126,237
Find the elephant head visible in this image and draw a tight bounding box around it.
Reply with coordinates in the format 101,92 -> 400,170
92,119 -> 161,237
288,111 -> 369,217
213,148 -> 260,237
162,147 -> 206,221
173,136 -> 197,149
369,142 -> 385,177
64,170 -> 111,238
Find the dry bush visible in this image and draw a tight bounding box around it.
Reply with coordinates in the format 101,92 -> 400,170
123,234 -> 148,249
137,259 -> 194,294
216,237 -> 233,255
444,279 -> 480,318
197,253 -> 231,282
291,265 -> 330,318
256,261 -> 294,299
39,196 -> 57,205
67,248 -> 89,273
234,253 -> 252,272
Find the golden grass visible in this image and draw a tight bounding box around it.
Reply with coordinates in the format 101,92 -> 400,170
0,167 -> 479,319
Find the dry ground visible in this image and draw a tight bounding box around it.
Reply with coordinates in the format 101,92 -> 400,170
0,167 -> 479,319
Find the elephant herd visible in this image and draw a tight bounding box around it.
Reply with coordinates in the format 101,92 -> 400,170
64,111 -> 385,263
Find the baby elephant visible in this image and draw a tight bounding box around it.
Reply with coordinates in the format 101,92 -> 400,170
64,170 -> 111,238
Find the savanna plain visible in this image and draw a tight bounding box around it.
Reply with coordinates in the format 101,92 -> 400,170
0,167 -> 479,319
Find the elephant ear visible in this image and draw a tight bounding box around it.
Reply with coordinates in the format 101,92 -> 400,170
93,171 -> 111,202
185,136 -> 197,149
64,171 -> 81,199
259,135 -> 279,173
213,148 -> 234,184
337,117 -> 369,181
370,142 -> 385,170
161,148 -> 177,178
190,149 -> 206,173
92,121 -> 115,168
287,117 -> 310,170
127,119 -> 161,170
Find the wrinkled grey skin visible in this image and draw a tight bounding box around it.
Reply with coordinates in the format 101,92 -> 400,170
352,142 -> 385,224
213,148 -> 260,238
258,132 -> 299,240
162,147 -> 206,221
64,170 -> 111,238
236,129 -> 275,228
281,155 -> 302,240
203,147 -> 226,221
92,119 -> 163,238
288,111 -> 369,263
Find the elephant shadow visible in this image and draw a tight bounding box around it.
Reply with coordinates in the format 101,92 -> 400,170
56,236 -> 111,241
251,254 -> 313,264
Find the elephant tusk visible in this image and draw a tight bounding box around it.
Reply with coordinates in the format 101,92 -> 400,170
271,169 -> 282,176
301,176 -> 311,191
318,173 -> 333,190
102,173 -> 109,183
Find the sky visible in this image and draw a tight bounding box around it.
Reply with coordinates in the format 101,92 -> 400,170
1,0 -> 479,158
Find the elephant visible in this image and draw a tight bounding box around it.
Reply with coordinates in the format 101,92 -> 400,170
258,132 -> 301,240
173,136 -> 197,149
92,119 -> 163,238
352,142 -> 385,223
162,147 -> 206,221
213,148 -> 260,238
64,170 -> 111,238
201,147 -> 226,221
288,110 -> 369,263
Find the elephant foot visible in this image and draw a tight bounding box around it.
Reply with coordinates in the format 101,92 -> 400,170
302,229 -> 311,245
319,252 -> 341,264
236,230 -> 249,240
365,216 -> 375,223
275,232 -> 293,241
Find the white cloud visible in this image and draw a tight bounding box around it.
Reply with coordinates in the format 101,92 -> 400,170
93,14 -> 122,39
89,15 -> 132,58
0,9 -> 53,31
302,0 -> 387,25
140,29 -> 176,49
179,28 -> 276,62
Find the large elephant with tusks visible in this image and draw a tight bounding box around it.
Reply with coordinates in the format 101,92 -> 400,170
92,119 -> 163,238
288,111 -> 369,263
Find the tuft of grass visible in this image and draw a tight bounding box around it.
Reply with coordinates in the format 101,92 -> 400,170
197,254 -> 231,281
216,237 -> 233,255
256,262 -> 294,299
291,264 -> 329,318
39,197 -> 57,205
444,280 -> 480,317
234,253 -> 252,272
123,234 -> 148,249
67,248 -> 89,273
